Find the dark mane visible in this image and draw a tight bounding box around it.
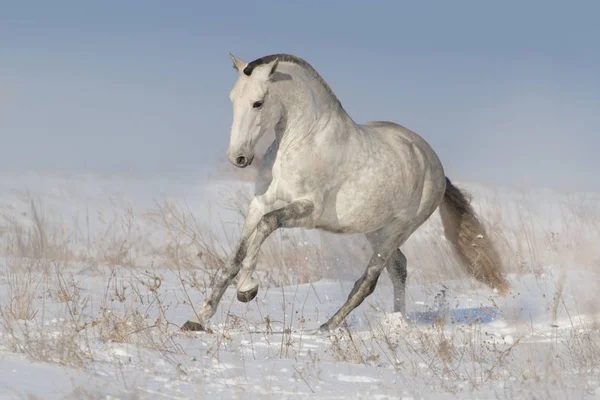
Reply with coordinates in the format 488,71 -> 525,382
243,53 -> 340,104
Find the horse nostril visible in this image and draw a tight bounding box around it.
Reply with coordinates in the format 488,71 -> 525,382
236,156 -> 247,166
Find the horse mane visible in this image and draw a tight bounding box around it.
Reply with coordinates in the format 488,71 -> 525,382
244,54 -> 341,105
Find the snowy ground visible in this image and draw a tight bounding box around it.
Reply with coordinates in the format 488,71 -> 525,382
1,172 -> 599,399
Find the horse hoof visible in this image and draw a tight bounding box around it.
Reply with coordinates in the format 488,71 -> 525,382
316,323 -> 332,334
237,286 -> 258,303
181,320 -> 205,332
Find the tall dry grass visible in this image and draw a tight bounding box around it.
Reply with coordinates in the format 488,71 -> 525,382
0,194 -> 180,371
0,178 -> 599,398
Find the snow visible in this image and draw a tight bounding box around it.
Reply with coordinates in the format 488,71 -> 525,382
0,171 -> 599,399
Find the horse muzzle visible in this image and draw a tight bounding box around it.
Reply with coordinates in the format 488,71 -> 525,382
229,152 -> 254,168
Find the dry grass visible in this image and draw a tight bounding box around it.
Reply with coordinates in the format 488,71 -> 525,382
0,179 -> 599,398
0,196 -> 182,372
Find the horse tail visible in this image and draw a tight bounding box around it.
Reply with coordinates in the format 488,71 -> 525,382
439,177 -> 510,295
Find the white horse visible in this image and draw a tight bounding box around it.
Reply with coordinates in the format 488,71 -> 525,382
182,53 -> 509,332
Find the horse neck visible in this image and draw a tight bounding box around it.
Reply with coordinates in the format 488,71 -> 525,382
275,67 -> 355,146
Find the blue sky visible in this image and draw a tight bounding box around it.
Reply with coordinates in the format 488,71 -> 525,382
1,1 -> 599,190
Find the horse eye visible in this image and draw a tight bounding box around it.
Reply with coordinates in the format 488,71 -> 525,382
253,101 -> 264,109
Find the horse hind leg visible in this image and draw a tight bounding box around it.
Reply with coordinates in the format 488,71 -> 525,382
318,227 -> 404,332
386,248 -> 408,315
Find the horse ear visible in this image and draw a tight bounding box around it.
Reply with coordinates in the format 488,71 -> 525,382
268,58 -> 279,77
229,53 -> 247,72
254,58 -> 279,81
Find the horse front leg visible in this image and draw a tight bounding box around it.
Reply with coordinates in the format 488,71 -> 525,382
235,199 -> 316,302
181,195 -> 278,331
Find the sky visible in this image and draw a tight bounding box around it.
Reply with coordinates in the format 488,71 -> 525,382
1,1 -> 599,191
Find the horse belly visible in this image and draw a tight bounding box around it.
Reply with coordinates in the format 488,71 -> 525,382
316,182 -> 416,234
